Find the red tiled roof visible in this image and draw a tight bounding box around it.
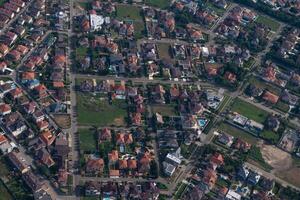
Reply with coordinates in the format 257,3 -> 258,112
262,91 -> 279,104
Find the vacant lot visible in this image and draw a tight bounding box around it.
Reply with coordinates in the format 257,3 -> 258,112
53,114 -> 71,129
79,129 -> 97,152
157,43 -> 172,60
152,105 -> 176,116
256,15 -> 280,32
218,123 -> 259,144
77,93 -> 127,126
261,145 -> 292,171
0,181 -> 13,200
76,47 -> 88,60
145,0 -> 170,9
116,5 -> 143,21
231,98 -> 268,123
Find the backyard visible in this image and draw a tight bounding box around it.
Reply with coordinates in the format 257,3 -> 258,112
255,15 -> 281,32
152,104 -> 177,116
116,5 -> 143,21
76,93 -> 127,126
218,122 -> 259,144
79,128 -> 97,152
231,98 -> 269,123
157,43 -> 172,60
145,0 -> 171,9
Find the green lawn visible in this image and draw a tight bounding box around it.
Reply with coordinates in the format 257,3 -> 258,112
275,101 -> 290,113
77,93 -> 127,126
248,76 -> 282,95
145,0 -> 171,9
255,15 -> 280,32
157,43 -> 171,60
134,21 -> 145,39
0,181 -> 13,200
218,123 -> 259,144
206,2 -> 226,15
79,129 -> 97,152
260,130 -> 280,144
116,5 -> 143,21
152,104 -> 176,116
0,0 -> 5,6
174,182 -> 188,199
76,47 -> 88,60
231,98 -> 269,123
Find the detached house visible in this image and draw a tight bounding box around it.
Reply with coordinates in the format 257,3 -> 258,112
86,158 -> 104,175
0,103 -> 11,116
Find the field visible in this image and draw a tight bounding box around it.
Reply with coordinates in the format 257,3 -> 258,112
116,5 -> 143,21
255,15 -> 280,32
275,100 -> 290,113
248,146 -> 273,171
218,123 -> 259,144
206,2 -> 226,15
133,21 -> 145,39
145,0 -> 171,9
152,104 -> 176,116
76,93 -> 127,126
79,128 -> 97,152
53,114 -> 71,129
275,157 -> 300,188
231,98 -> 269,123
260,130 -> 280,143
0,181 -> 13,200
157,43 -> 172,60
76,47 -> 88,60
248,76 -> 282,95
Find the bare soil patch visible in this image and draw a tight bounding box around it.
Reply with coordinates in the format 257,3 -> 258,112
53,114 -> 71,129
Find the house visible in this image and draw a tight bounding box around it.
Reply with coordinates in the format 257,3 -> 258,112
39,130 -> 56,146
109,169 -> 120,178
218,133 -> 234,147
33,84 -> 48,98
260,177 -> 275,192
0,61 -> 7,73
0,43 -> 9,56
237,165 -> 250,181
85,181 -> 101,196
8,120 -> 27,137
234,138 -> 251,152
8,87 -> 23,99
108,150 -> 119,165
0,135 -> 14,154
138,154 -> 151,175
37,120 -> 49,131
201,169 -> 217,192
22,171 -> 44,193
265,115 -> 280,132
247,171 -> 261,185
54,134 -> 70,168
11,0 -> 26,8
7,151 -> 30,174
32,110 -> 45,122
23,101 -> 36,114
131,112 -> 142,126
37,148 -> 55,167
8,50 -> 21,61
281,89 -> 299,106
0,103 -> 11,115
262,91 -> 279,104
86,158 -> 104,175
224,71 -> 237,83
209,153 -> 224,170
99,128 -> 111,142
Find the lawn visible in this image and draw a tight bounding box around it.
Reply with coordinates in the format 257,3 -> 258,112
152,104 -> 176,116
116,5 -> 143,21
206,2 -> 226,15
76,47 -> 88,60
174,182 -> 188,199
260,130 -> 280,144
157,43 -> 172,60
76,93 -> 127,126
255,15 -> 280,32
275,100 -> 290,113
248,76 -> 282,95
243,57 -> 255,69
231,98 -> 269,123
217,95 -> 231,113
218,123 -> 259,144
79,129 -> 97,152
0,0 -> 5,6
134,21 -> 145,39
0,181 -> 13,200
145,0 -> 171,9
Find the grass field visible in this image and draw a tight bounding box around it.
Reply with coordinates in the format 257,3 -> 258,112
231,98 -> 269,123
275,100 -> 290,113
77,93 -> 127,126
206,2 -> 226,15
218,123 -> 259,144
76,47 -> 88,60
260,130 -> 280,143
79,129 -> 97,152
145,0 -> 170,9
248,76 -> 282,95
174,182 -> 188,199
116,5 -> 143,21
0,181 -> 13,200
157,43 -> 172,60
255,15 -> 280,32
152,105 -> 176,116
248,146 -> 273,171
133,21 -> 145,39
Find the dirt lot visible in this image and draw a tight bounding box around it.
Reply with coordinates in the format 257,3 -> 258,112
261,144 -> 300,187
53,114 -> 71,129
